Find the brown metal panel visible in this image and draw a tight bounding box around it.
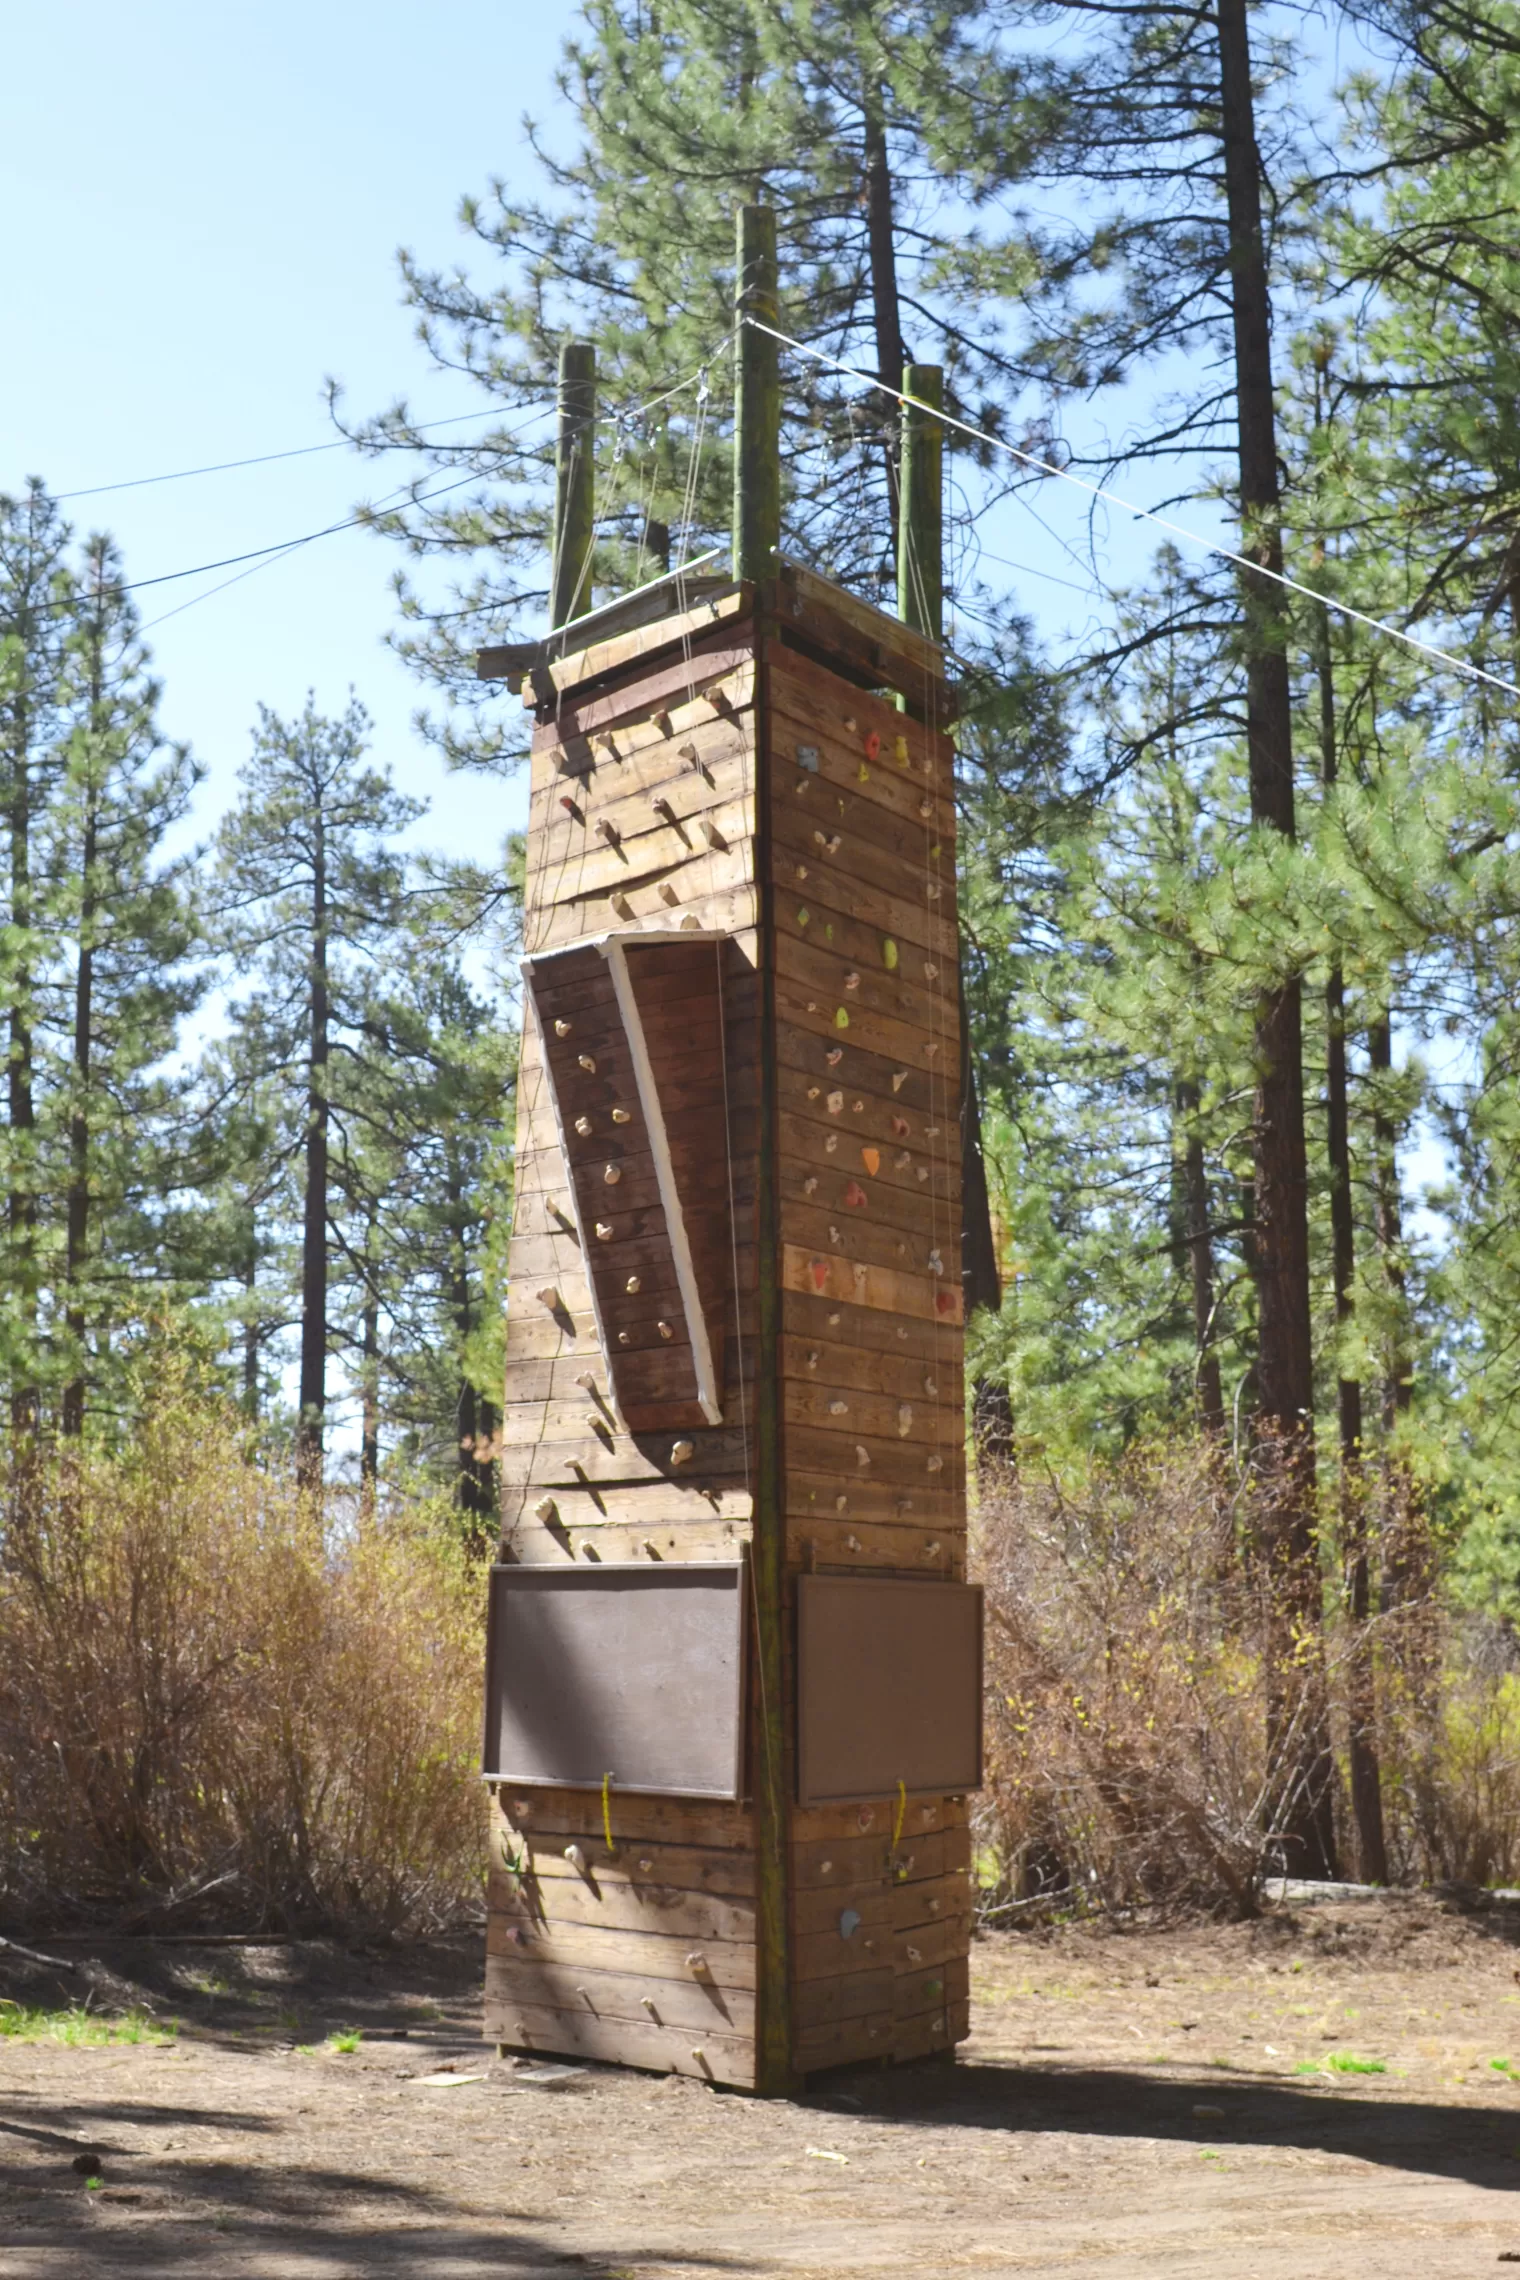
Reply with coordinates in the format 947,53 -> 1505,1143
795,1576 -> 982,1803
483,1562 -> 747,1799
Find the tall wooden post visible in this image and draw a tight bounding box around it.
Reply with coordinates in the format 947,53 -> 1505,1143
897,363 -> 943,643
733,206 -> 781,583
550,341 -> 597,631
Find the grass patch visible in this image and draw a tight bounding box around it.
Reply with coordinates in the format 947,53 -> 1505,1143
326,2029 -> 362,2053
0,2002 -> 175,2047
1324,2052 -> 1387,2075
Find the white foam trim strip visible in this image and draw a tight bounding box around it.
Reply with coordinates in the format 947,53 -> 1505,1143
603,938 -> 724,1427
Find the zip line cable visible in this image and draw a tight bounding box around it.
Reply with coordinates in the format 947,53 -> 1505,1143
739,313 -> 1520,704
33,354 -> 723,625
52,404 -> 534,503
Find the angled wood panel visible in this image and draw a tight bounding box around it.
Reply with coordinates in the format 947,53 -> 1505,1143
524,931 -> 733,1432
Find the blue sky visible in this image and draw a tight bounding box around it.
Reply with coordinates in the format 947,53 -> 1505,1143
2,0 -> 572,854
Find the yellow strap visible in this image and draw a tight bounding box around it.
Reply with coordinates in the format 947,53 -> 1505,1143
601,1771 -> 617,1856
892,1778 -> 907,1850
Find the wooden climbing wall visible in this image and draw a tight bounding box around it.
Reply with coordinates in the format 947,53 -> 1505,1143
481,561 -> 975,2091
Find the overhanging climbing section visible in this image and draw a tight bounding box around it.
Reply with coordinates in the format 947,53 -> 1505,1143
524,932 -> 731,1433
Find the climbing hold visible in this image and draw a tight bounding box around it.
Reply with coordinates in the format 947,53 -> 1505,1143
839,1908 -> 862,1939
533,1496 -> 558,1522
924,1375 -> 938,1395
894,734 -> 910,766
596,819 -> 621,848
864,731 -> 881,762
579,1054 -> 597,1073
857,760 -> 870,782
797,907 -> 810,928
855,1445 -> 871,1470
625,1275 -> 641,1294
659,882 -> 679,905
574,1372 -> 597,1392
807,1086 -> 821,1101
595,1221 -> 613,1240
826,1047 -> 843,1067
535,1287 -> 561,1310
803,1175 -> 818,1195
924,961 -> 939,980
882,937 -> 899,970
564,1843 -> 587,1871
806,1350 -> 820,1370
936,1290 -> 957,1317
827,1090 -> 844,1115
797,744 -> 820,772
650,795 -> 676,823
891,1069 -> 908,1092
657,1320 -> 675,1340
609,893 -> 633,920
928,1248 -> 943,1275
809,1259 -> 830,1292
554,1019 -> 573,1037
612,1106 -> 631,1123
844,1181 -> 868,1209
861,1147 -> 880,1177
892,1115 -> 910,1137
824,1133 -> 838,1152
670,1440 -> 694,1466
575,1114 -> 593,1135
927,1454 -> 944,1473
829,1225 -> 843,1247
898,1404 -> 913,1437
895,1150 -> 912,1171
604,1165 -> 622,1185
834,1007 -> 850,1029
828,1399 -> 849,1416
844,970 -> 860,992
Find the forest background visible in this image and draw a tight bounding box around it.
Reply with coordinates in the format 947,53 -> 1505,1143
7,0 -> 1520,1929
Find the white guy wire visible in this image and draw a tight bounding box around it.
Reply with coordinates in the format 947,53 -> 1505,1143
741,314 -> 1520,704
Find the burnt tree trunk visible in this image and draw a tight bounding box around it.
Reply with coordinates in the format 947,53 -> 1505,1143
1216,0 -> 1337,1877
295,815 -> 329,1489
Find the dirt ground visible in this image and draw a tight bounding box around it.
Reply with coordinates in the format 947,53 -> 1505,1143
4,1894 -> 1520,2277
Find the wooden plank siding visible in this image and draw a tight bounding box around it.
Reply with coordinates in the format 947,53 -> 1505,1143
487,567 -> 971,2091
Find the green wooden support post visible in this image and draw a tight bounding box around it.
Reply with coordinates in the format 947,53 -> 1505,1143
550,340 -> 597,631
733,206 -> 781,584
897,362 -> 943,642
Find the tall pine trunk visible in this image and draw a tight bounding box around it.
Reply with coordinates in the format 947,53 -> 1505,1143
7,664 -> 38,1452
1316,605 -> 1388,1883
61,578 -> 105,1440
1216,0 -> 1337,1877
447,1144 -> 495,1539
1175,1078 -> 1226,1435
296,819 -> 329,1488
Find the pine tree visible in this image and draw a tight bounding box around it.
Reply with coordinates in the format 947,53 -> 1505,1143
50,535 -> 201,1436
213,698 -> 422,1484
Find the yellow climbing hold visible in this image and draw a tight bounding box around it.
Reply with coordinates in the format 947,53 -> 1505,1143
798,908 -> 810,927
835,1007 -> 850,1030
882,937 -> 899,970
894,734 -> 910,766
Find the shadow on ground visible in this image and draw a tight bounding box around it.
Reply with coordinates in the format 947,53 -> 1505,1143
807,2049 -> 1520,2197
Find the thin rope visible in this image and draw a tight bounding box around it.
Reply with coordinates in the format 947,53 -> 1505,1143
601,1771 -> 618,1856
741,314 -> 1520,703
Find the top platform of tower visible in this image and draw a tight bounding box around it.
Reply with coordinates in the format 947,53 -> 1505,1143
475,558 -> 955,731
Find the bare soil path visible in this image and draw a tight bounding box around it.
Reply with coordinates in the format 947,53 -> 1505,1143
3,1895 -> 1520,2276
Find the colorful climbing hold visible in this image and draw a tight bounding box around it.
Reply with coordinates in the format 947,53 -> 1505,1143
882,937 -> 899,970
